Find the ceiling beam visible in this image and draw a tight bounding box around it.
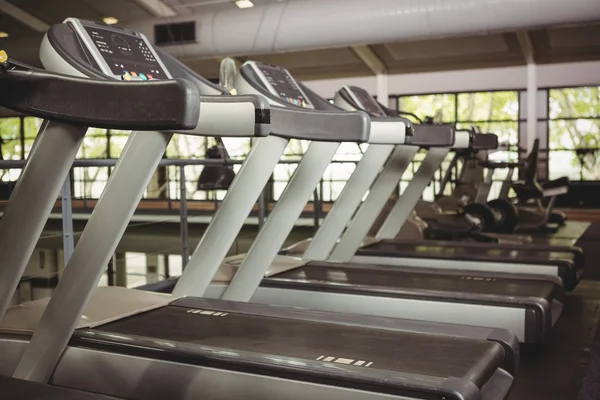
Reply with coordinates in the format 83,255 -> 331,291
132,0 -> 177,18
351,45 -> 388,75
0,0 -> 49,32
516,31 -> 535,64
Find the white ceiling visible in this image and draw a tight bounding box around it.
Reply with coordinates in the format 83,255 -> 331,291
162,0 -> 285,14
0,0 -> 598,80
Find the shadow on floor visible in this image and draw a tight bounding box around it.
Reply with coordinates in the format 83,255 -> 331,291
509,280 -> 600,399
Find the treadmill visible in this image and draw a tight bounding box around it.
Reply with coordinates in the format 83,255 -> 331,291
0,54 -> 152,400
309,86 -> 583,291
0,18 -> 517,400
141,62 -> 564,344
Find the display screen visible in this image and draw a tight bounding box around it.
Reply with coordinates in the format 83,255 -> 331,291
349,86 -> 385,117
256,63 -> 310,108
84,25 -> 167,80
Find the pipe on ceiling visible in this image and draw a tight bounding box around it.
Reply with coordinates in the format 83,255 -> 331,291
126,0 -> 600,58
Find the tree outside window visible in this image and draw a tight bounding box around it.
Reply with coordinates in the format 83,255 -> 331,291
547,87 -> 600,180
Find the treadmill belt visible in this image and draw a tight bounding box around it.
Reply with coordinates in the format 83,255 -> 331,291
99,304 -> 502,386
0,376 -> 120,399
271,263 -> 558,299
361,240 -> 575,263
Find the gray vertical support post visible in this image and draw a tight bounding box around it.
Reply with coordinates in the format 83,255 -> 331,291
106,255 -> 115,286
164,254 -> 171,279
146,254 -> 160,283
114,253 -> 127,287
173,135 -> 289,297
377,148 -> 450,239
179,165 -> 190,268
0,121 -> 86,322
312,188 -> 320,232
61,174 -> 74,264
13,130 -> 172,384
222,141 -> 340,302
526,63 -> 538,154
257,189 -> 267,231
303,144 -> 395,261
498,167 -> 514,199
329,145 -> 419,262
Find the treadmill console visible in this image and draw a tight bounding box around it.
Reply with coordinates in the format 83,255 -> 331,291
246,61 -> 314,109
66,18 -> 171,80
345,85 -> 386,117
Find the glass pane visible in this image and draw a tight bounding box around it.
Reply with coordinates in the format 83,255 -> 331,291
24,117 -> 42,139
457,91 -> 519,122
0,117 -> 22,160
326,182 -> 347,201
72,166 -> 110,198
284,140 -> 309,157
548,119 -> 600,150
78,133 -> 108,158
166,134 -> 207,158
109,134 -> 129,158
549,87 -> 600,119
548,150 -> 600,180
273,163 -> 298,180
221,138 -> 251,159
323,162 -> 356,181
398,94 -> 456,124
333,142 -> 363,161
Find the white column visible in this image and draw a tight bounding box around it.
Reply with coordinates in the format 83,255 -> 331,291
526,63 -> 538,153
376,73 -> 389,105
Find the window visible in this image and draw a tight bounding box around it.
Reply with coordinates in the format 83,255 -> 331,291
108,129 -> 131,158
547,87 -> 600,180
398,94 -> 456,124
23,117 -> 42,159
396,91 -> 520,201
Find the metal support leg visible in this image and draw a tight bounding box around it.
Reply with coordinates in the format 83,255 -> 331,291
61,174 -> 74,264
107,255 -> 115,287
475,168 -> 494,204
330,146 -> 418,262
526,63 -> 538,153
164,254 -> 170,279
222,141 -> 340,302
173,135 -> 289,297
377,148 -> 450,239
498,167 -> 514,199
114,253 -> 128,287
257,189 -> 267,231
179,166 -> 189,268
303,144 -> 395,261
0,121 -> 86,322
312,188 -> 320,232
13,130 -> 172,383
146,254 -> 159,284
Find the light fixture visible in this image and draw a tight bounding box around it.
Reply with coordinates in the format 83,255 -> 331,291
103,16 -> 119,25
0,32 -> 8,38
234,0 -> 255,9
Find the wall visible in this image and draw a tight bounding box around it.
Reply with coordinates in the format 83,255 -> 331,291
303,60 -> 600,98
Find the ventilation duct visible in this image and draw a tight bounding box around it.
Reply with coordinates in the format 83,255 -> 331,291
126,0 -> 600,58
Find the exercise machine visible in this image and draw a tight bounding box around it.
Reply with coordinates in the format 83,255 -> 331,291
142,78 -> 564,344
0,52 -> 149,400
290,88 -> 583,291
483,139 -> 570,233
0,19 -> 517,400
